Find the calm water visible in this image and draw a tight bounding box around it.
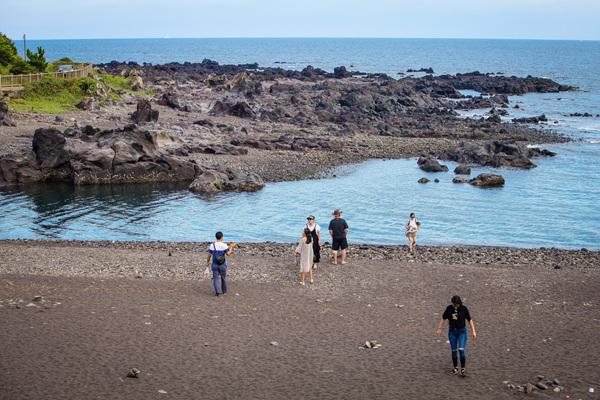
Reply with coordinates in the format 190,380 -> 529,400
2,38 -> 600,248
1,147 -> 599,248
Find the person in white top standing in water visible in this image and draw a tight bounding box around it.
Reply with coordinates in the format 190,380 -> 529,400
405,213 -> 420,254
305,215 -> 321,270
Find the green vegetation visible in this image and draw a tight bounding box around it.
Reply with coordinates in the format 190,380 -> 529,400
9,70 -> 151,114
1,33 -> 152,114
10,75 -> 97,113
98,74 -> 132,92
1,33 -> 81,75
135,86 -> 157,97
26,47 -> 48,72
0,33 -> 18,67
0,33 -> 41,74
9,57 -> 37,74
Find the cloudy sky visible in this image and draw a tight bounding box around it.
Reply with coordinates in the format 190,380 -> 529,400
2,0 -> 599,40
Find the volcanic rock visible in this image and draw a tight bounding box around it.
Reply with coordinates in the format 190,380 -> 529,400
1,125 -> 197,186
76,98 -> 95,111
512,114 -> 548,124
407,67 -> 434,74
417,156 -> 449,172
131,99 -> 159,123
452,177 -> 469,184
158,91 -> 185,110
127,368 -> 141,378
131,76 -> 144,91
454,164 -> 471,175
439,140 -> 538,169
189,168 -> 265,194
193,119 -> 214,127
431,72 -> 575,95
228,71 -> 262,96
210,100 -> 255,119
486,114 -> 502,124
202,144 -> 248,156
469,173 -> 505,188
0,100 -> 15,127
333,66 -> 353,78
528,148 -> 556,158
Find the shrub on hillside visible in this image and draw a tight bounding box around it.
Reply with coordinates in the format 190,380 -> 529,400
9,57 -> 37,74
0,33 -> 18,66
23,75 -> 96,98
10,75 -> 98,113
26,47 -> 48,72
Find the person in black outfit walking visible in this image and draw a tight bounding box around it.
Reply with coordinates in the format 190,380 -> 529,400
305,215 -> 321,269
435,295 -> 477,377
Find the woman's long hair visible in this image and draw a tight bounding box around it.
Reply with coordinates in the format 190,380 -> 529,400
451,295 -> 462,306
304,228 -> 312,244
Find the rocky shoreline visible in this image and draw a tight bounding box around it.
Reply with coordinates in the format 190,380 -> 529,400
1,60 -> 575,190
1,240 -> 597,282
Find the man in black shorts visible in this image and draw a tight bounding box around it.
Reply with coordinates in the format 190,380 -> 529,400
328,209 -> 349,265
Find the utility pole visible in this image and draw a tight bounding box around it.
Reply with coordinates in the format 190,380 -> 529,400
23,33 -> 27,59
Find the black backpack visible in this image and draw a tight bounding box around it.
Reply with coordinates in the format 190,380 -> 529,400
212,243 -> 227,265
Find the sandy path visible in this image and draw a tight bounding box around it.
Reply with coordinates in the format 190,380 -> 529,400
1,242 -> 599,400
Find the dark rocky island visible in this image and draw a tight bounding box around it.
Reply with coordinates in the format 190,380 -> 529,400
0,60 -> 574,191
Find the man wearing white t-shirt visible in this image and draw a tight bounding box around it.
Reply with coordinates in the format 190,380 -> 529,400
204,231 -> 237,296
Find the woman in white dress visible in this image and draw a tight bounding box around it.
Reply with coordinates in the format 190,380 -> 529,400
405,212 -> 420,254
295,228 -> 315,285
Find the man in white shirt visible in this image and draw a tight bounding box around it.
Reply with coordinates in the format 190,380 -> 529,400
204,231 -> 237,296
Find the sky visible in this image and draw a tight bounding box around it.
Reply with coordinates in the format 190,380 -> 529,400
2,0 -> 599,40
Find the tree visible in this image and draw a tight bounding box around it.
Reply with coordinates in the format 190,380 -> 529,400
26,46 -> 48,72
0,32 -> 18,66
9,57 -> 36,74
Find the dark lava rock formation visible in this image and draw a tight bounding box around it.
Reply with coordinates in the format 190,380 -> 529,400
439,140 -> 555,169
418,156 -> 449,172
0,100 -> 15,127
0,125 -> 264,194
469,173 -> 505,187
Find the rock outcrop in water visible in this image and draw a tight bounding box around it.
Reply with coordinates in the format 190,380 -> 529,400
189,168 -> 265,194
469,173 -> 505,187
454,164 -> 471,175
512,115 -> 548,124
1,59 -> 575,187
439,140 -> 555,169
417,156 -> 449,172
0,125 -> 264,193
428,72 -> 576,95
31,125 -> 197,184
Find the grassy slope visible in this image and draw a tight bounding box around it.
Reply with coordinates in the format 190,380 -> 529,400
7,71 -> 154,114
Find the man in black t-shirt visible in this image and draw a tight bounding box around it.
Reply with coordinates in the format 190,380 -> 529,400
435,295 -> 477,377
328,209 -> 349,265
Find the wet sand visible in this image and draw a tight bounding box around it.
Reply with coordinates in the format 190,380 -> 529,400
1,240 -> 599,400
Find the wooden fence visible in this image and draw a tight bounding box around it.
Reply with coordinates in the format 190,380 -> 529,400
0,64 -> 93,90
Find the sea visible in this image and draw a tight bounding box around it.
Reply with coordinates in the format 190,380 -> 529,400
1,38 -> 599,248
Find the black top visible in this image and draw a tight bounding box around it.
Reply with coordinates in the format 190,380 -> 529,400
442,305 -> 471,329
328,218 -> 348,239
